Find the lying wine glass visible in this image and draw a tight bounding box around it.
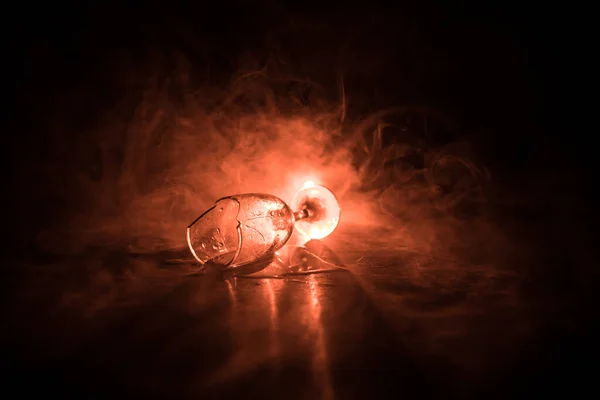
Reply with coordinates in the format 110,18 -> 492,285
186,182 -> 341,270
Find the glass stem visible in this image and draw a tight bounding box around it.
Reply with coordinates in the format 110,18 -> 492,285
293,209 -> 310,221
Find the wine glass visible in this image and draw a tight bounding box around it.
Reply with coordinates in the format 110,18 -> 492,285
186,182 -> 341,270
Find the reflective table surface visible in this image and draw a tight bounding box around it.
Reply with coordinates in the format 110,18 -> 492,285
3,230 -> 584,399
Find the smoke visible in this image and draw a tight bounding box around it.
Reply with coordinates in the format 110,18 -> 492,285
8,11 -> 544,393
31,48 -> 498,267
17,6 -> 505,269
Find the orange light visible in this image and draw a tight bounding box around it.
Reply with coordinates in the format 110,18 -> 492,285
302,180 -> 316,189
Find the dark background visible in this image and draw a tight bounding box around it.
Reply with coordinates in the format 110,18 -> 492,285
6,0 -> 595,398
11,0 -> 572,214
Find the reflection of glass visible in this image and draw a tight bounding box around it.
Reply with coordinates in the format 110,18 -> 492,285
187,184 -> 341,269
226,240 -> 349,279
275,240 -> 347,275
